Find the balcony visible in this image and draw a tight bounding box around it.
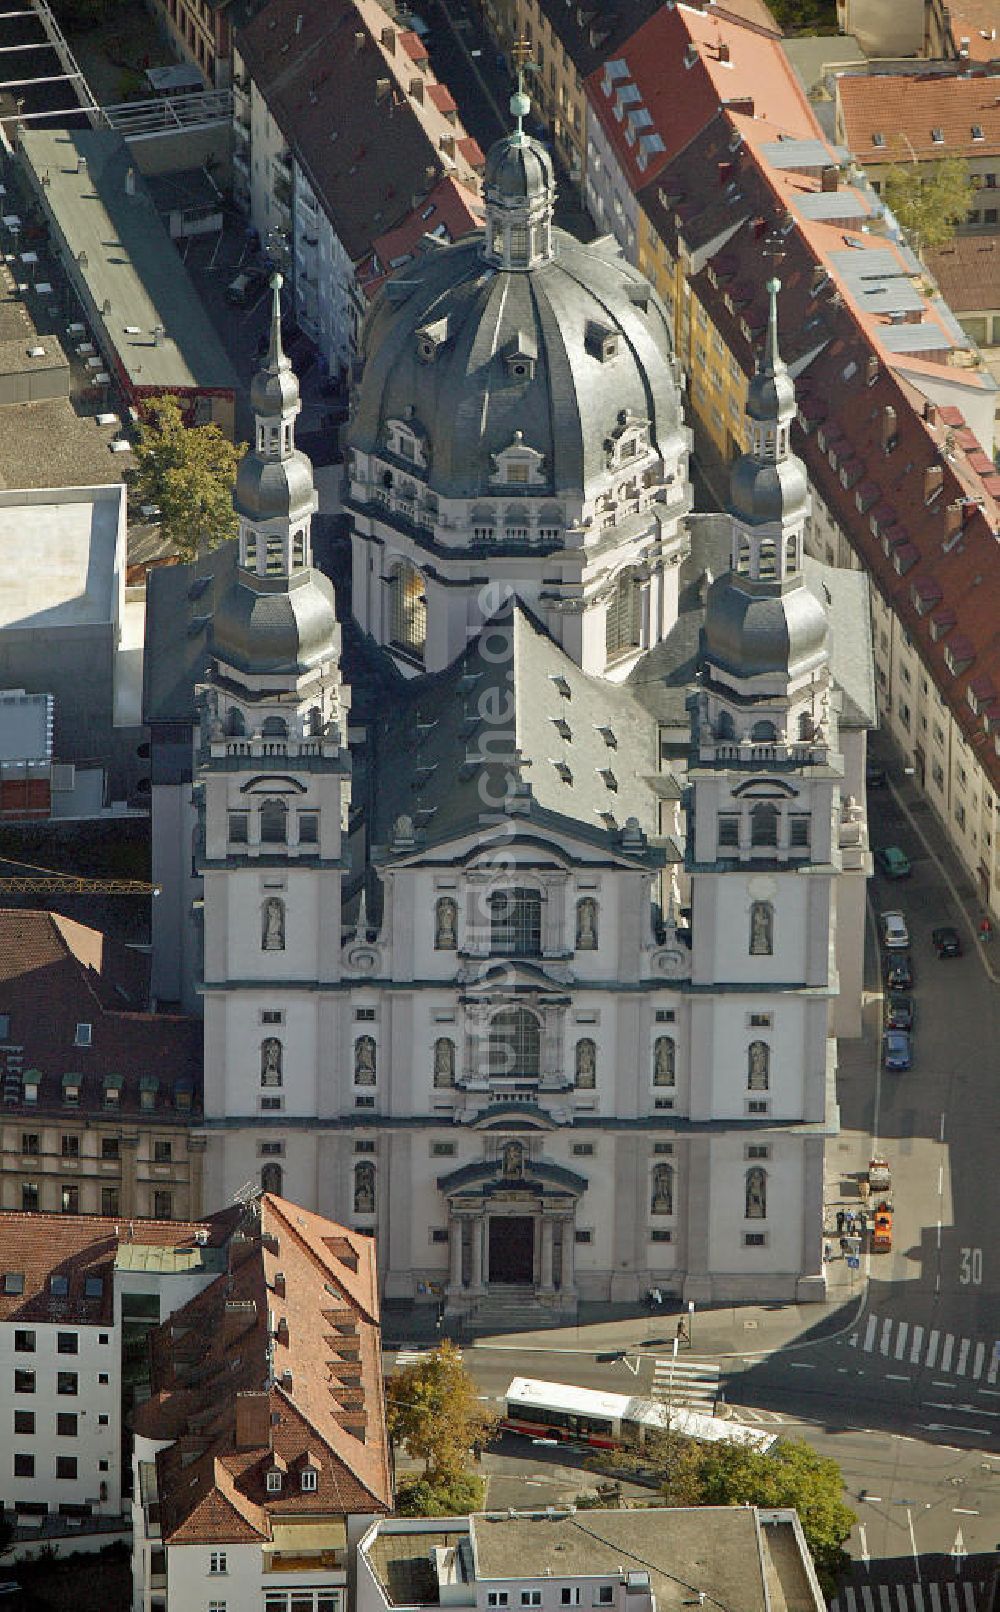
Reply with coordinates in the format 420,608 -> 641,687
263,1517 -> 347,1573
700,739 -> 828,768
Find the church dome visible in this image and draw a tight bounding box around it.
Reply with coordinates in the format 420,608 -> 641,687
348,231 -> 685,502
703,572 -> 828,679
211,569 -> 338,676
251,362 -> 300,417
729,454 -> 808,526
745,362 -> 796,423
484,132 -> 553,203
235,448 -> 317,522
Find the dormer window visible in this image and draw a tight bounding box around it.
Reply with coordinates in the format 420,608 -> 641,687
416,317 -> 449,362
266,1469 -> 282,1494
502,330 -> 538,382
586,320 -> 619,362
301,1466 -> 318,1492
75,1023 -> 92,1047
491,433 -> 545,488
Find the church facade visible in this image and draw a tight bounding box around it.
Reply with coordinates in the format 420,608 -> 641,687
147,100 -> 874,1317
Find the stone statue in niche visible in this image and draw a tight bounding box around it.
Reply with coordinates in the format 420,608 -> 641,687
354,1035 -> 376,1086
749,900 -> 773,956
354,1161 -> 375,1215
574,1039 -> 596,1089
653,1036 -> 675,1086
650,1163 -> 673,1215
575,897 -> 598,950
435,896 -> 458,950
502,1140 -> 525,1180
433,1038 -> 455,1088
262,896 -> 285,951
261,1038 -> 282,1084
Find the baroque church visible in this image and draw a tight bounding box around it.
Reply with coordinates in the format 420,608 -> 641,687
145,94 -> 875,1317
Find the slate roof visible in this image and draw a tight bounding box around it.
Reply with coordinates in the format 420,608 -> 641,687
0,909 -> 201,1118
926,233 -> 1000,313
135,1194 -> 392,1543
236,0 -> 483,262
837,71 -> 1000,161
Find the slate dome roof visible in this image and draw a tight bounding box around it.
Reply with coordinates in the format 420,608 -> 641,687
729,454 -> 808,526
211,570 -> 338,676
235,448 -> 317,522
703,572 -> 828,679
484,132 -> 553,203
349,230 -> 686,503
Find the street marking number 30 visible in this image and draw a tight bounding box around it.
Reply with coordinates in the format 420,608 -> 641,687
959,1247 -> 983,1285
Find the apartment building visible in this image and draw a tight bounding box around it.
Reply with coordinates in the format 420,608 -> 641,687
0,910 -> 204,1222
130,1193 -> 391,1612
836,71 -> 1000,227
0,1211 -> 229,1528
232,0 -> 483,379
357,1507 -> 827,1612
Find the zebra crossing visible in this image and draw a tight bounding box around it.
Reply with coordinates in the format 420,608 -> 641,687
727,1405 -> 786,1427
830,1580 -> 985,1612
846,1314 -> 1000,1383
651,1356 -> 720,1412
393,1346 -> 464,1368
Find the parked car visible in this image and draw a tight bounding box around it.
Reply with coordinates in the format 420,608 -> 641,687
931,925 -> 963,958
876,846 -> 911,879
225,269 -> 268,307
880,910 -> 910,950
883,1029 -> 913,1071
885,992 -> 914,1031
865,763 -> 887,788
885,952 -> 914,990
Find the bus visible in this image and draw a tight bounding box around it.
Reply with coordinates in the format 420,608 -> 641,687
502,1377 -> 777,1455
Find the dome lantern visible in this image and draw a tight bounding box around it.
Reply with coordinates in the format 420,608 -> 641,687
482,75 -> 555,271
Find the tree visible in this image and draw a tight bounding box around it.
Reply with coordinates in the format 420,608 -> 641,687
883,157 -> 975,253
395,1471 -> 487,1517
386,1341 -> 497,1486
131,393 -> 245,562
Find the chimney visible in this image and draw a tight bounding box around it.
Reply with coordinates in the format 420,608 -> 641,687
717,40 -> 730,62
77,155 -> 87,175
125,165 -> 136,197
440,133 -> 455,158
153,324 -> 165,346
276,1316 -> 290,1346
821,164 -> 839,192
273,1271 -> 286,1298
881,404 -> 897,451
945,500 -> 963,538
381,24 -> 395,49
224,1298 -> 256,1345
924,464 -> 944,503
866,354 -> 878,385
683,43 -> 698,68
924,400 -> 940,426
235,1391 -> 271,1452
410,76 -> 423,102
295,12 -> 303,32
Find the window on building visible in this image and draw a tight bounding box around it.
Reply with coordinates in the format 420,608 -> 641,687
21,1183 -> 38,1212
61,1185 -> 79,1214
74,1023 -> 92,1047
790,817 -> 810,848
260,1162 -> 283,1195
301,1467 -> 318,1492
521,1595 -> 542,1608
61,1135 -> 79,1159
266,1470 -> 282,1493
488,1008 -> 541,1080
228,811 -> 249,844
20,1133 -> 39,1156
210,1552 -> 228,1574
101,1188 -> 120,1217
14,1330 -> 34,1352
606,570 -> 642,660
718,815 -> 739,847
57,1412 -> 78,1436
561,1593 -> 581,1607
57,1373 -> 78,1396
750,802 -> 778,847
56,1334 -> 78,1355
153,1140 -> 172,1164
388,563 -> 427,660
153,1191 -> 173,1220
298,812 -> 319,845
260,799 -> 288,844
598,1589 -> 614,1604
488,1597 -> 509,1609
101,1137 -> 119,1160
489,888 -> 542,956
13,1453 -> 34,1478
14,1410 -> 34,1434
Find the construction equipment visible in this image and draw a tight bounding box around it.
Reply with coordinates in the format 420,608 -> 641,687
872,1209 -> 893,1253
867,1157 -> 891,1193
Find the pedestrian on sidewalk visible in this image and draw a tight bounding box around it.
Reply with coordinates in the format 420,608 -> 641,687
836,1209 -> 845,1234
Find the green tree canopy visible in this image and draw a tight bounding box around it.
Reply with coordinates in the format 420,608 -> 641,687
395,1471 -> 486,1518
386,1341 -> 497,1484
883,157 -> 975,252
131,393 -> 245,563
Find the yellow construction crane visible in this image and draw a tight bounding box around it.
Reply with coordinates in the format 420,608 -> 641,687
0,854 -> 160,896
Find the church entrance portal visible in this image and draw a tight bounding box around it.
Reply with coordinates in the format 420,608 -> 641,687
488,1215 -> 534,1284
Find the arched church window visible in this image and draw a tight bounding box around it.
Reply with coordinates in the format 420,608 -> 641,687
260,1038 -> 282,1087
265,536 -> 283,575
798,711 -> 814,741
308,707 -> 323,736
651,1163 -> 674,1216
749,900 -> 774,956
606,571 -> 642,661
751,720 -> 777,743
488,1007 -> 540,1080
262,716 -> 288,737
227,707 -> 246,736
262,897 -> 285,951
758,538 -> 778,580
737,534 -> 751,574
434,897 -> 458,950
354,1036 -> 376,1086
260,798 -> 287,843
745,1167 -> 767,1219
433,1038 -> 456,1088
354,1161 -> 375,1215
388,562 -> 427,661
574,1038 -> 596,1089
750,802 -> 778,846
716,710 -> 735,741
489,888 -> 542,957
260,1162 -> 283,1195
747,1041 -> 770,1091
653,1036 -> 675,1087
575,897 -> 598,951
509,223 -> 529,264
244,531 -> 258,570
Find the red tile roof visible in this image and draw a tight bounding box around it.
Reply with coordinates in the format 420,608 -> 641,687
584,2 -> 814,193
237,0 -> 481,261
357,175 -> 485,297
942,1 -> 1000,64
926,232 -> 1000,312
0,1212 -> 226,1326
0,908 -> 201,1119
135,1195 -> 391,1544
637,106 -> 1000,794
837,71 -> 1000,161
